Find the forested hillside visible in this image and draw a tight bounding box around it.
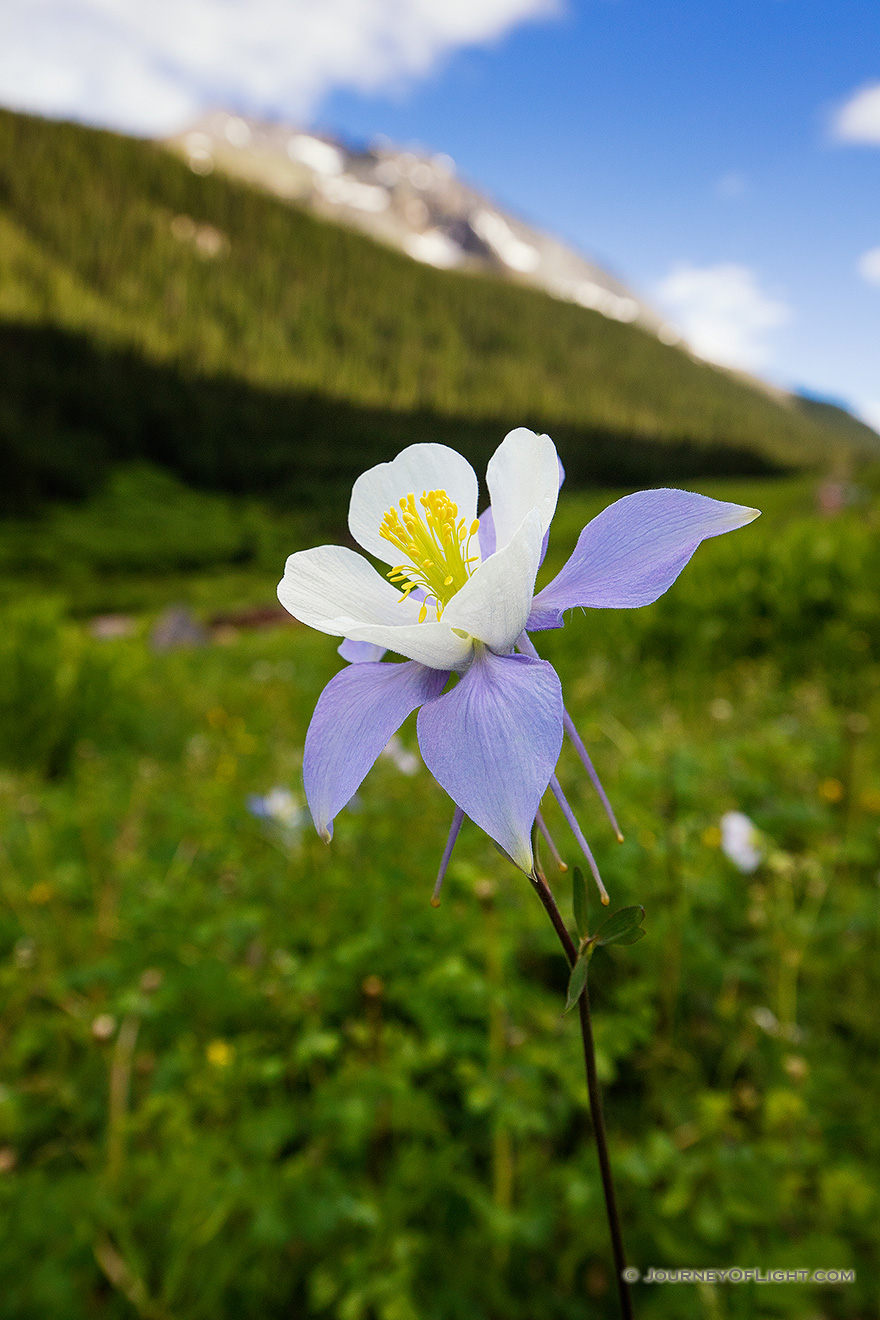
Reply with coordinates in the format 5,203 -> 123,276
0,108 -> 875,513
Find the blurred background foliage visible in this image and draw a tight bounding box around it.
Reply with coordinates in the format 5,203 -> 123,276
0,474 -> 878,1319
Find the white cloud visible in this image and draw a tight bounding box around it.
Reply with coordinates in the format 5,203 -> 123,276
832,82 -> 880,145
654,262 -> 791,371
0,0 -> 558,136
858,247 -> 880,287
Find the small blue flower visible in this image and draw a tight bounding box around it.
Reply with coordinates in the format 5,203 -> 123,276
278,429 -> 758,882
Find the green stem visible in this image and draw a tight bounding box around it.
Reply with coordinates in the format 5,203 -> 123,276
106,1013 -> 140,1184
530,866 -> 634,1320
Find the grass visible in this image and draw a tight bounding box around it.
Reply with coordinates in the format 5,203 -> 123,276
0,470 -> 878,1318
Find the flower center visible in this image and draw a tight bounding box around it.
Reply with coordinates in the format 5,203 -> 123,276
380,490 -> 480,622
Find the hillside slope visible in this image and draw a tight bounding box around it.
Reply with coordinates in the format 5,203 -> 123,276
0,109 -> 874,512
166,111 -> 667,334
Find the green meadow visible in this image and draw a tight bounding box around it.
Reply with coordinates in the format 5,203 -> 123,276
1,469 -> 878,1319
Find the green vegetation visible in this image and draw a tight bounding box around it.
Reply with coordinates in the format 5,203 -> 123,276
1,108 -> 876,515
0,465 -> 306,615
1,473 -> 877,1318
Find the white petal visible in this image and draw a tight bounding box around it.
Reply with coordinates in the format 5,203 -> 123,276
278,544 -> 419,632
486,428 -> 560,552
340,620 -> 472,670
443,509 -> 543,653
349,443 -> 479,565
278,544 -> 471,670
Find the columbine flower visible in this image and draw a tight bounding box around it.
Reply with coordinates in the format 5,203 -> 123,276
278,428 -> 758,889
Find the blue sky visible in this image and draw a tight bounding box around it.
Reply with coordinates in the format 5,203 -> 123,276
3,0 -> 879,424
320,0 -> 880,422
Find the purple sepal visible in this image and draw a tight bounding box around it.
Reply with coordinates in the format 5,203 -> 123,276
478,505 -> 496,560
528,488 -> 758,630
338,638 -> 388,664
304,661 -> 447,839
416,648 -> 563,872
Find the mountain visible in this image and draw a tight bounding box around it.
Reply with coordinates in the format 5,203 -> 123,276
166,112 -> 671,338
0,107 -> 876,516
794,394 -> 880,453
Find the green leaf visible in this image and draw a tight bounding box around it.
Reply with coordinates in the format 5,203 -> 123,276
614,927 -> 647,945
564,951 -> 590,1013
571,866 -> 589,939
594,905 -> 646,948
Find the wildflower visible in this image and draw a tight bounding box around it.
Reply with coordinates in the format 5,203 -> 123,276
247,785 -> 305,854
751,1005 -> 779,1035
380,734 -> 420,776
278,429 -> 758,882
206,1039 -> 234,1067
720,810 -> 763,873
247,786 -> 302,829
818,777 -> 844,804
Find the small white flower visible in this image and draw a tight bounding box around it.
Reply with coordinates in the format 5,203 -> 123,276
751,1006 -> 779,1036
721,810 -> 763,873
380,735 -> 419,776
248,786 -> 303,829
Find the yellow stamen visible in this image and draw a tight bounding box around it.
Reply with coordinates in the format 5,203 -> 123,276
379,489 -> 480,622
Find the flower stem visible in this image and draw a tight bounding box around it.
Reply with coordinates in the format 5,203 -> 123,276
529,865 -> 634,1320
